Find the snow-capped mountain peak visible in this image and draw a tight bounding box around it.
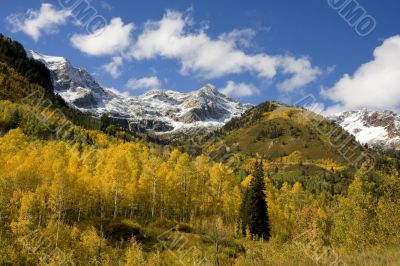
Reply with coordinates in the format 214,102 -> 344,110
330,109 -> 400,149
30,51 -> 67,68
30,51 -> 249,134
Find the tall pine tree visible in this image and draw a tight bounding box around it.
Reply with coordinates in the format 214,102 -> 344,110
239,160 -> 271,240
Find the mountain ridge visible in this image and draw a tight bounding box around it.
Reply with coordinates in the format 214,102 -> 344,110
30,51 -> 250,134
29,50 -> 400,150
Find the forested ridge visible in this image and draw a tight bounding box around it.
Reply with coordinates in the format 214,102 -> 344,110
0,35 -> 400,265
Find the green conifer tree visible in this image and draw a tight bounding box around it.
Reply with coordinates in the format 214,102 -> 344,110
239,160 -> 271,239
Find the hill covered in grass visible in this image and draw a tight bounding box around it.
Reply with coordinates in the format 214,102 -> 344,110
206,101 -> 366,162
197,101 -> 377,194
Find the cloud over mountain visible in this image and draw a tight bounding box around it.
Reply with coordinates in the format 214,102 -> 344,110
6,3 -> 71,42
220,81 -> 259,97
129,10 -> 321,91
322,35 -> 400,113
70,17 -> 134,56
125,76 -> 162,90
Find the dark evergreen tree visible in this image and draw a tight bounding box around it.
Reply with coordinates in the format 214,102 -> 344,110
0,34 -> 53,94
100,114 -> 111,132
9,109 -> 22,129
239,186 -> 250,235
239,160 -> 271,240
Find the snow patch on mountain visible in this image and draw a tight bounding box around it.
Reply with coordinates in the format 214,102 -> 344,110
330,110 -> 400,150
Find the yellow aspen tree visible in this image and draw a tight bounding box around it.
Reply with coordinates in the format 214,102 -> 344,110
332,173 -> 375,248
209,163 -> 234,216
223,185 -> 242,225
193,155 -> 210,218
78,226 -> 105,264
123,238 -> 145,266
101,147 -> 134,219
10,191 -> 38,236
175,153 -> 194,222
376,169 -> 400,244
139,156 -> 163,218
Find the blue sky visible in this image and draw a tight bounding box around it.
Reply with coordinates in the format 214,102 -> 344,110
1,0 -> 400,113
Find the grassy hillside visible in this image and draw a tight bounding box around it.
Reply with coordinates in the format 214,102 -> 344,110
197,101 -> 377,195
206,101 -> 366,162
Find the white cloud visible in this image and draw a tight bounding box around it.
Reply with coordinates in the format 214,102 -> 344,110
129,10 -> 320,90
6,3 -> 71,42
219,80 -> 259,97
70,17 -> 134,56
322,35 -> 400,113
219,28 -> 256,48
102,56 -> 123,78
106,87 -> 130,97
277,56 -> 322,92
125,76 -> 161,90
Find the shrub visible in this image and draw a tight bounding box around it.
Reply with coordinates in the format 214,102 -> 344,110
103,219 -> 141,241
150,218 -> 178,229
177,223 -> 192,233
